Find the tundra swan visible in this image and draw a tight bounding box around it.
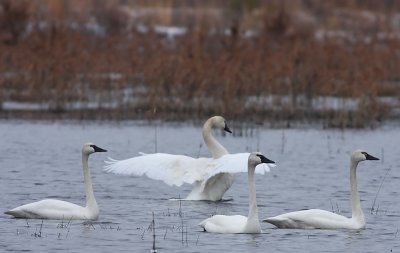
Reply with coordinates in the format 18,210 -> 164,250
263,150 -> 379,229
104,116 -> 271,201
5,143 -> 107,220
198,152 -> 275,233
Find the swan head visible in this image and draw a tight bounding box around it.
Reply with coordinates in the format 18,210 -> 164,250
82,143 -> 107,155
351,149 -> 379,163
249,152 -> 275,167
209,116 -> 232,133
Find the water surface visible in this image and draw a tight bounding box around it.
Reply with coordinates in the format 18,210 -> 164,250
0,120 -> 399,252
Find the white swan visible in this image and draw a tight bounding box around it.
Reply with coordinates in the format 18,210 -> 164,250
263,150 -> 379,229
5,143 -> 107,220
104,116 -> 270,201
198,152 -> 275,233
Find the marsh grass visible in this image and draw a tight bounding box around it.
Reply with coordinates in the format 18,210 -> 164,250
128,199 -> 192,250
0,1 -> 399,127
151,212 -> 157,253
56,217 -> 73,239
32,220 -> 43,238
371,166 -> 392,215
12,218 -> 125,241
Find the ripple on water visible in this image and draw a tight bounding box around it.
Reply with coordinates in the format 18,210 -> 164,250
1,121 -> 400,253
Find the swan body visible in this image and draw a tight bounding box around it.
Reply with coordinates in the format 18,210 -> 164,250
199,215 -> 249,234
105,116 -> 271,201
5,143 -> 107,220
264,209 -> 362,229
5,199 -> 96,220
198,153 -> 275,233
263,150 -> 379,229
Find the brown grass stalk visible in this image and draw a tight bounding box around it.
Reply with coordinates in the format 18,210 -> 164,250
0,0 -> 399,127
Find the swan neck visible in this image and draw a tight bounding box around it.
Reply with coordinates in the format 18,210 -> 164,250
350,160 -> 363,219
202,120 -> 228,159
247,164 -> 259,223
82,153 -> 97,210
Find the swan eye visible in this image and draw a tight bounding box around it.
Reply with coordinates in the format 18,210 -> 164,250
361,151 -> 367,157
255,154 -> 264,160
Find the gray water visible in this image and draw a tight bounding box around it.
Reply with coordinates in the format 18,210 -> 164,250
0,120 -> 399,253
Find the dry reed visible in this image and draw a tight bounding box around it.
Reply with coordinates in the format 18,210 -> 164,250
0,0 -> 399,127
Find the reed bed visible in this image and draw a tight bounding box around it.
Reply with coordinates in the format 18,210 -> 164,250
0,0 -> 399,127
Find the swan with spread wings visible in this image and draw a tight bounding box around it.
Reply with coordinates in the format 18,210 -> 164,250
104,116 -> 273,201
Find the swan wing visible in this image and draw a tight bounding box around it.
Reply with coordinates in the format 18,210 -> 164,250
195,153 -> 274,193
104,153 -> 213,187
104,153 -> 274,189
203,153 -> 273,181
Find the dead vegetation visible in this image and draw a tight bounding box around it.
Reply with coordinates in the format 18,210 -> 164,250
0,0 -> 399,127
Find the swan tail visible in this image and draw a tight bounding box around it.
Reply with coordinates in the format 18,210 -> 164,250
5,209 -> 31,219
4,210 -> 19,218
197,218 -> 208,228
262,217 -> 283,227
263,217 -> 302,229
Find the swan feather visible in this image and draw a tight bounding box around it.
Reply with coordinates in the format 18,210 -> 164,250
104,153 -> 273,188
263,209 -> 356,229
199,215 -> 248,233
5,199 -> 97,220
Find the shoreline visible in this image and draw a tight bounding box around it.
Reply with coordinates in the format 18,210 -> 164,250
0,107 -> 397,129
